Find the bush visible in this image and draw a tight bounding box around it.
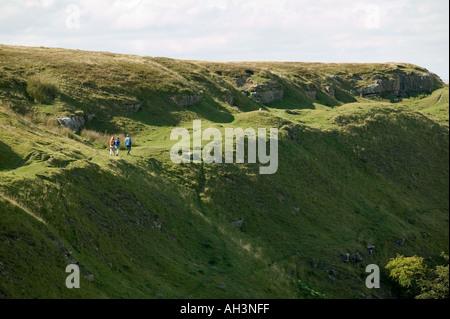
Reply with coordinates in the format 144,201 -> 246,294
416,253 -> 449,299
26,76 -> 59,104
385,254 -> 427,296
386,253 -> 449,299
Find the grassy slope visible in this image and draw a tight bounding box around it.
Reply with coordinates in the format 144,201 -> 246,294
0,45 -> 448,299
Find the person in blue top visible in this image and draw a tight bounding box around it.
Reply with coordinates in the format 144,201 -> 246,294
114,137 -> 121,156
125,134 -> 132,156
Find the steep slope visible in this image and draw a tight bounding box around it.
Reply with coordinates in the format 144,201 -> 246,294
0,45 -> 448,299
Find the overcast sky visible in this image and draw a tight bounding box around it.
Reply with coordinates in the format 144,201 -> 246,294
1,0 -> 449,81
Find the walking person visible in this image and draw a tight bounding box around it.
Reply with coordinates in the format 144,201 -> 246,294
125,134 -> 132,156
115,137 -> 121,156
109,137 -> 115,156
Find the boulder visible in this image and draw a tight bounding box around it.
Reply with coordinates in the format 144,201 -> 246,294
56,116 -> 85,132
56,113 -> 96,132
231,220 -> 244,230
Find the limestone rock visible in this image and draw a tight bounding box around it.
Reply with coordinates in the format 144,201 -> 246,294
358,72 -> 434,98
171,95 -> 202,108
56,112 -> 96,132
231,220 -> 244,230
222,94 -> 235,106
249,83 -> 284,104
325,86 -> 335,97
57,116 -> 85,132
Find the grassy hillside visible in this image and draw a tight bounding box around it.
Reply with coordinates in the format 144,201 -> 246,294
0,45 -> 448,299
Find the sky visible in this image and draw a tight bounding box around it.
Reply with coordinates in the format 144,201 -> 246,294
1,0 -> 449,81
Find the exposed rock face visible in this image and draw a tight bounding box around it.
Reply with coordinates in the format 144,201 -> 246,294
358,73 -> 434,98
234,76 -> 284,104
171,95 -> 202,108
57,116 -> 85,132
222,94 -> 235,106
325,86 -> 335,97
250,82 -> 284,104
236,77 -> 247,88
57,113 -> 95,132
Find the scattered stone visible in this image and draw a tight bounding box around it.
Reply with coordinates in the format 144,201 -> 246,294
350,251 -> 365,264
327,267 -> 338,277
231,220 -> 244,230
342,253 -> 350,263
286,110 -> 299,115
367,245 -> 375,255
85,273 -> 95,283
396,239 -> 405,246
326,267 -> 338,282
151,215 -> 162,230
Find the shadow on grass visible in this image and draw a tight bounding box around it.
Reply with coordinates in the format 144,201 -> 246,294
0,140 -> 22,171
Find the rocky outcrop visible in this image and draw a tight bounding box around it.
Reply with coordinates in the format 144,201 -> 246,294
358,72 -> 434,98
234,76 -> 284,104
57,113 -> 95,132
171,95 -> 202,108
250,82 -> 284,104
325,86 -> 335,97
222,94 -> 235,106
57,116 -> 85,132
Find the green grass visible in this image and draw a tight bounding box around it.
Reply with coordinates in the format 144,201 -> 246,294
0,45 -> 448,299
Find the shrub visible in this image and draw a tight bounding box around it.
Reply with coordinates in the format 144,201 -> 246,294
26,76 -> 59,104
416,253 -> 449,299
385,254 -> 427,296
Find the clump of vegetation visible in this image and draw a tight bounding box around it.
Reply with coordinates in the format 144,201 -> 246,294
385,253 -> 449,299
416,253 -> 449,299
26,75 -> 59,104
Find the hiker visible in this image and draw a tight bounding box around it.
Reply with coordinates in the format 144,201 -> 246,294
115,137 -> 121,156
109,137 -> 115,156
125,134 -> 132,156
